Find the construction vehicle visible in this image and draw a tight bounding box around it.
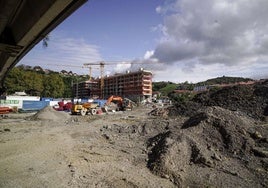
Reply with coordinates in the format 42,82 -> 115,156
105,95 -> 133,111
71,102 -> 99,116
53,101 -> 73,111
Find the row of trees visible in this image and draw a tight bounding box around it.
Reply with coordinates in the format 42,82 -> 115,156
3,66 -> 87,98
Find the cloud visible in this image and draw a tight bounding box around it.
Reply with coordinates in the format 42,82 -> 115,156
113,61 -> 132,73
144,50 -> 154,60
152,61 -> 268,83
53,37 -> 101,63
152,0 -> 268,69
19,32 -> 102,74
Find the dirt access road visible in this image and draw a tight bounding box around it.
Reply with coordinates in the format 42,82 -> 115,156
0,107 -> 175,188
0,105 -> 267,187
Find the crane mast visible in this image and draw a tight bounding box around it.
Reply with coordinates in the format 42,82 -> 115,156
83,62 -> 105,98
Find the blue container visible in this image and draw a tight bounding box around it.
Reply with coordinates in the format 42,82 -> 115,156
40,97 -> 53,101
22,100 -> 50,111
80,98 -> 90,103
93,99 -> 107,107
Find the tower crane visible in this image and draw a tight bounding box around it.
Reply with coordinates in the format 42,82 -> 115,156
83,62 -> 105,98
46,63 -> 98,81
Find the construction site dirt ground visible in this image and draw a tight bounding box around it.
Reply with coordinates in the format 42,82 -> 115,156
0,104 -> 267,187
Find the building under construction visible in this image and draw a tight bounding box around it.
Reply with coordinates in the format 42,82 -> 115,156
72,69 -> 152,102
73,80 -> 99,99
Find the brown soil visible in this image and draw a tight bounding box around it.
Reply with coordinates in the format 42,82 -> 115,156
0,81 -> 268,188
147,106 -> 268,187
0,107 -> 175,188
170,80 -> 268,121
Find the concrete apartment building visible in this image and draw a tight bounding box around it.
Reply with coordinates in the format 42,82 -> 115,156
72,69 -> 152,102
73,80 -> 99,99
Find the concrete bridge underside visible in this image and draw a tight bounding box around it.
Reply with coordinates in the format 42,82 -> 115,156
0,0 -> 87,94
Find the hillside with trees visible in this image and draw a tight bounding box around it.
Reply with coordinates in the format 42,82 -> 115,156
196,76 -> 253,86
152,81 -> 177,96
3,65 -> 256,99
153,76 -> 255,103
3,65 -> 88,98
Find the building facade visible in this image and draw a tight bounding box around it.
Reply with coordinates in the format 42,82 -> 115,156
72,80 -> 98,99
72,69 -> 152,102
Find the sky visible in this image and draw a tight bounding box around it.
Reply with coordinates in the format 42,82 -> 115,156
19,0 -> 268,83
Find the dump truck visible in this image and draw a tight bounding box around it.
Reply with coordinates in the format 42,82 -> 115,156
71,102 -> 98,116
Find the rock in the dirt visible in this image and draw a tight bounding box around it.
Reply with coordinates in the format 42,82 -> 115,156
190,144 -> 214,167
148,107 -> 169,118
182,112 -> 208,129
252,147 -> 268,158
250,131 -> 263,139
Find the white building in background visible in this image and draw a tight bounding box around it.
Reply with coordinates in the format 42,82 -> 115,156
0,91 -> 40,109
5,91 -> 40,101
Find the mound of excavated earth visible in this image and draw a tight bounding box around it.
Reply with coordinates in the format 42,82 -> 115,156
30,106 -> 70,121
147,106 -> 268,187
170,80 -> 268,121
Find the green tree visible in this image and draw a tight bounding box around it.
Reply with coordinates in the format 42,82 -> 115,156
62,76 -> 74,98
168,92 -> 195,103
153,82 -> 168,91
4,67 -> 25,94
159,83 -> 177,96
23,71 -> 44,95
42,74 -> 64,98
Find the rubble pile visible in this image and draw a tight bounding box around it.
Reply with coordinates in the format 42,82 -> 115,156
144,80 -> 268,187
30,106 -> 70,121
171,80 -> 268,121
168,101 -> 203,117
146,106 -> 268,187
148,107 -> 169,118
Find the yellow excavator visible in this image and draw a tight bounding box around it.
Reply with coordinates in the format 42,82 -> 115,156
71,102 -> 98,116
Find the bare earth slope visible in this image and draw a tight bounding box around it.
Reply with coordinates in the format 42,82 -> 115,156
0,100 -> 267,187
147,106 -> 268,187
170,80 -> 268,121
